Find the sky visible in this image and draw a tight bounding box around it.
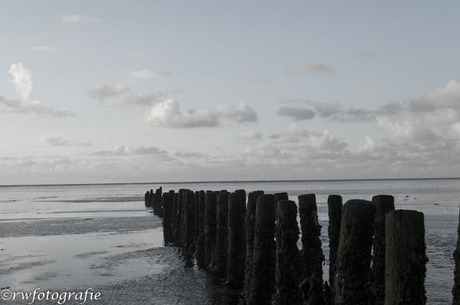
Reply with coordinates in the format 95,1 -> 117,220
1,0 -> 460,184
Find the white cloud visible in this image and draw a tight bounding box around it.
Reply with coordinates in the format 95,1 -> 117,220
409,80 -> 460,125
144,99 -> 258,128
376,117 -> 436,142
30,46 -> 56,52
215,103 -> 258,123
129,69 -> 172,79
88,84 -> 175,106
0,63 -> 74,117
9,63 -> 32,102
145,99 -> 220,128
61,15 -> 101,23
286,62 -> 335,75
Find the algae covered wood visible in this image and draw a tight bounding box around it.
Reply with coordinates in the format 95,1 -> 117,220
248,194 -> 276,305
298,193 -> 325,305
276,199 -> 302,305
334,199 -> 374,305
371,195 -> 394,305
226,189 -> 246,288
384,210 -> 427,305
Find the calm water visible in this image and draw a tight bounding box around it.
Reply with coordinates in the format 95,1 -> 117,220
0,179 -> 459,304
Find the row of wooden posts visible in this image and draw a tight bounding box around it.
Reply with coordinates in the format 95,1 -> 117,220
144,187 -> 460,305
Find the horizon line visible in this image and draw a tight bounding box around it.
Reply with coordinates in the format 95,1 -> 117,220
1,176 -> 459,188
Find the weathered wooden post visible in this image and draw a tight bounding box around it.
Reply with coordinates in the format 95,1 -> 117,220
274,192 -> 288,203
214,190 -> 229,277
162,191 -> 174,245
180,190 -> 195,250
155,187 -> 163,217
248,194 -> 276,305
327,194 -> 342,300
371,195 -> 394,305
298,194 -> 325,305
145,190 -> 150,207
173,189 -> 185,244
244,190 -> 264,304
195,190 -> 206,267
334,200 -> 374,305
276,199 -> 302,305
384,210 -> 427,305
226,189 -> 246,289
453,208 -> 460,305
204,191 -> 217,268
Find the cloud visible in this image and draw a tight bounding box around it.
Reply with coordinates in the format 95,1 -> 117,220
0,63 -> 74,117
215,103 -> 258,123
129,69 -> 172,79
278,106 -> 315,121
39,134 -> 92,147
30,46 -> 56,52
91,145 -> 172,160
174,151 -> 209,159
145,99 -> 220,128
409,80 -> 460,125
239,130 -> 264,142
9,63 -> 32,102
61,15 -> 101,23
278,99 -> 373,122
88,84 -> 178,106
286,62 -> 335,75
376,117 -> 436,142
145,99 -> 258,128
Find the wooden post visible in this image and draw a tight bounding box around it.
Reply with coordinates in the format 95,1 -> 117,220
276,199 -> 302,305
453,208 -> 460,305
327,195 -> 342,296
226,189 -> 246,289
214,190 -> 229,277
334,200 -> 374,305
298,194 -> 325,305
145,190 -> 150,207
248,194 -> 276,305
181,190 -> 195,250
162,191 -> 174,245
173,189 -> 185,245
204,191 -> 217,268
244,190 -> 264,304
371,195 -> 394,305
384,210 -> 427,305
195,190 -> 206,267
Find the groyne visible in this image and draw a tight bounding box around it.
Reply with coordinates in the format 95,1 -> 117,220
144,187 -> 456,305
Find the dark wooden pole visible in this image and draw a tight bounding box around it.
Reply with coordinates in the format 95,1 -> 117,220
298,194 -> 325,305
226,189 -> 246,289
162,191 -> 174,245
327,195 -> 342,295
248,194 -> 276,305
371,195 -> 394,305
276,199 -> 302,305
204,191 -> 217,268
244,190 -> 264,304
384,210 -> 427,305
214,190 -> 229,277
334,200 -> 374,305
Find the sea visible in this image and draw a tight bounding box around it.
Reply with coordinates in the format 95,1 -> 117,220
0,178 -> 459,305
